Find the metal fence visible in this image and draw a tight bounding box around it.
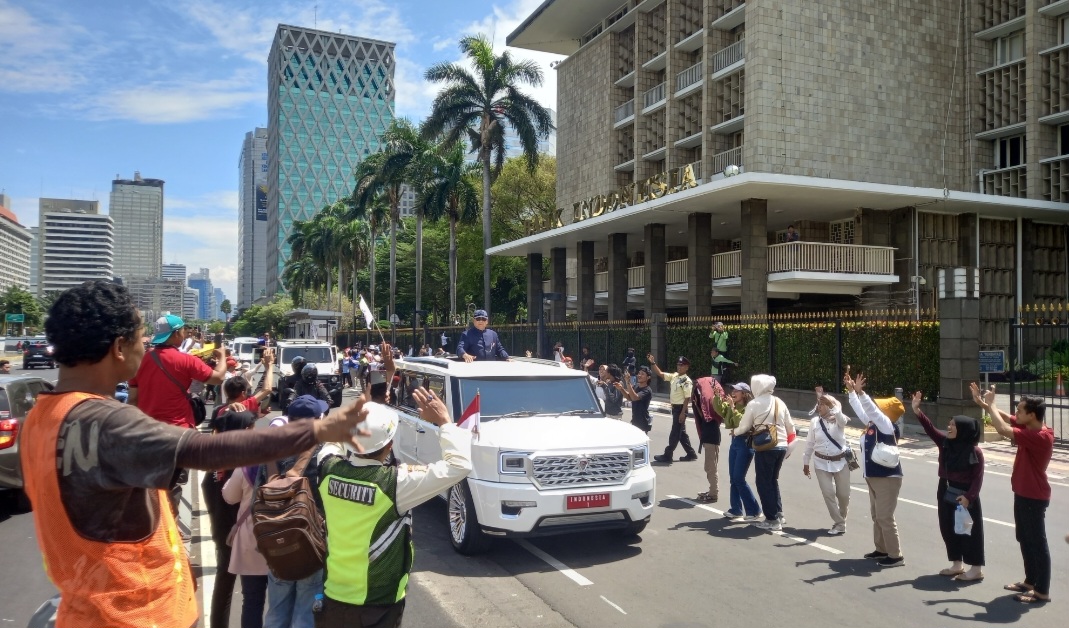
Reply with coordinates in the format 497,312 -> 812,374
1008,320 -> 1069,446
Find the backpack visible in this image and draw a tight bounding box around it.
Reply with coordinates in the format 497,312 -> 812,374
251,450 -> 326,581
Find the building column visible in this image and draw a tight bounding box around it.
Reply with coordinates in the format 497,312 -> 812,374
937,269 -> 981,424
1020,219 -> 1038,306
608,233 -> 628,320
740,199 -> 768,315
687,213 -> 712,317
526,252 -> 543,322
644,223 -> 666,318
550,247 -> 567,322
577,241 -> 596,321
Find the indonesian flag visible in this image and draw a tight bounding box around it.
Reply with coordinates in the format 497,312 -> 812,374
358,295 -> 375,329
459,392 -> 480,434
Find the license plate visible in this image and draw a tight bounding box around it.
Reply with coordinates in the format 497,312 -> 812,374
567,493 -> 610,509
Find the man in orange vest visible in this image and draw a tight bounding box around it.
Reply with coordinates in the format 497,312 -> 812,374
20,280 -> 372,628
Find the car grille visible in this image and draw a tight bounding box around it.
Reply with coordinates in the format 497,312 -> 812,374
531,452 -> 631,488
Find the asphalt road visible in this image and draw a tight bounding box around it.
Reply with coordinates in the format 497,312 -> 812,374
1,379 -> 1065,627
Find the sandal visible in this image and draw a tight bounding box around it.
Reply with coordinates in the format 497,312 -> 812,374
1004,582 -> 1033,593
939,568 -> 965,577
697,494 -> 718,503
1015,593 -> 1050,605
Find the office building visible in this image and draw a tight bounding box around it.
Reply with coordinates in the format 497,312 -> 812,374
0,194 -> 31,293
398,184 -> 416,218
239,127 -> 270,308
503,108 -> 558,158
214,287 -> 227,319
266,24 -> 396,294
188,268 -> 215,321
109,172 -> 164,281
183,288 -> 199,321
497,0 -> 1069,349
37,198 -> 114,294
127,278 -> 185,324
162,263 -> 187,283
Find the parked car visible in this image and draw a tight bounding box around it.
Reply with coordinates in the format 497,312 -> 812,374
0,374 -> 55,511
22,341 -> 55,370
390,356 -> 656,554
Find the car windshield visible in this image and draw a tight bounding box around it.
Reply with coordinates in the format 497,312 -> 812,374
233,343 -> 257,357
457,377 -> 601,419
280,347 -> 334,365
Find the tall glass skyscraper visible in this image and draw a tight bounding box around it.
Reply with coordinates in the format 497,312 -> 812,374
238,127 -> 269,309
265,24 -> 395,294
109,172 -> 163,282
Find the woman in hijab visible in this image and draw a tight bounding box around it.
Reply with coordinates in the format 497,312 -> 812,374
911,391 -> 986,581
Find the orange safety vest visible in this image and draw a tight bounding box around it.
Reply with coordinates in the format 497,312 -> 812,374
21,391 -> 198,628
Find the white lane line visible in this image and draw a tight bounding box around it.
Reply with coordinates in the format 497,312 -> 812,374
849,486 -> 1014,528
666,495 -> 843,555
899,456 -> 916,460
600,596 -> 627,615
194,471 -> 216,628
516,539 -> 593,587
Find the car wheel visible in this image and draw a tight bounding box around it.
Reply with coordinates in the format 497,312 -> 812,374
619,518 -> 648,537
6,489 -> 32,514
448,481 -> 491,555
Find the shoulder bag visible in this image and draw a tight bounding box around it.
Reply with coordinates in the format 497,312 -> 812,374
149,350 -> 207,427
817,418 -> 859,471
870,424 -> 901,468
748,400 -> 779,452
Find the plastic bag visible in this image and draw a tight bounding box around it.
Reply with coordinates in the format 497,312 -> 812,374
954,504 -> 974,536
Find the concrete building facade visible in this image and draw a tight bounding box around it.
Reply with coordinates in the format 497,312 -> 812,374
265,25 -> 396,294
162,263 -> 186,283
183,288 -> 199,322
0,194 -> 31,293
127,278 -> 185,325
109,172 -> 163,282
239,127 -> 269,309
498,0 -> 1069,350
37,198 -> 114,295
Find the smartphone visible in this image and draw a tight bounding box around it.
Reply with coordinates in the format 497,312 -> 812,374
215,333 -> 224,348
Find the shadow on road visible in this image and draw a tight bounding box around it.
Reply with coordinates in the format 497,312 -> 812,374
869,573 -> 964,594
669,517 -> 764,540
922,595 -> 1032,623
796,558 -> 879,584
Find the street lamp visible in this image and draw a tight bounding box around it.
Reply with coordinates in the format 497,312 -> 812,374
538,291 -> 564,359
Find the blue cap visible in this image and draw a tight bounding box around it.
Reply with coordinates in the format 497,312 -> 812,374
288,395 -> 329,419
151,314 -> 185,345
473,309 -> 488,319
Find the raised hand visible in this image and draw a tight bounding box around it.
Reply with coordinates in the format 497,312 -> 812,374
853,373 -> 867,393
412,387 -> 450,426
911,391 -> 923,415
968,381 -> 984,407
982,384 -> 996,406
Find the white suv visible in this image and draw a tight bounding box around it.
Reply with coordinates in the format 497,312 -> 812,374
390,356 -> 655,554
273,340 -> 340,390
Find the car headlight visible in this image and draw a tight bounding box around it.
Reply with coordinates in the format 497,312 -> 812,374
498,451 -> 529,475
631,444 -> 649,468
330,375 -> 340,384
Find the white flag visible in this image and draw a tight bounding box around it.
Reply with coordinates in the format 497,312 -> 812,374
358,295 -> 375,329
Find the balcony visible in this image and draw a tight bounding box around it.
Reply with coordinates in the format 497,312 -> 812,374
614,99 -> 635,127
983,165 -> 1028,198
666,259 -> 687,284
642,50 -> 668,72
675,28 -> 705,52
642,82 -> 667,113
675,61 -> 704,97
711,39 -> 745,77
614,69 -> 636,88
710,146 -> 743,175
767,242 -> 894,275
712,250 -> 740,279
628,266 -> 644,289
711,2 -> 746,30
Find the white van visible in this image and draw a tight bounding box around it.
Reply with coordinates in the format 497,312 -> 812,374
231,337 -> 260,364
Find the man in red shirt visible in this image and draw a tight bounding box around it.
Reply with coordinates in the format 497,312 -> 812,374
130,314 -> 228,516
972,383 -> 1055,604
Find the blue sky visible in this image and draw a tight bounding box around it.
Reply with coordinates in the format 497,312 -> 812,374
0,0 -> 561,300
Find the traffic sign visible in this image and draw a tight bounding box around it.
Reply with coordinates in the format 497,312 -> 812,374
979,350 -> 1005,374
389,314 -> 400,324
5,313 -> 24,323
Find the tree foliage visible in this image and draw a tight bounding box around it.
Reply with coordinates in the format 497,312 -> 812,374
230,295 -> 294,337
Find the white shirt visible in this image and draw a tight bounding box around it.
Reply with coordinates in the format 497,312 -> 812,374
317,423 -> 472,513
846,391 -> 900,479
803,406 -> 850,473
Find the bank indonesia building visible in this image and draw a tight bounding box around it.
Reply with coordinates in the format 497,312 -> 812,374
266,24 -> 395,294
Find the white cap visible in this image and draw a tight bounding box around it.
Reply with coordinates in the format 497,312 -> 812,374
348,402 -> 399,455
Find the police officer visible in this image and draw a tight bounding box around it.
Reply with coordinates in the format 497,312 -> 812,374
456,309 -> 509,362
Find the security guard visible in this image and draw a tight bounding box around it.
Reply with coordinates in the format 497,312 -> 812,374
456,309 -> 510,362
314,388 -> 471,627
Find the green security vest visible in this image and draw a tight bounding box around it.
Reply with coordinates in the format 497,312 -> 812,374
318,456 -> 413,606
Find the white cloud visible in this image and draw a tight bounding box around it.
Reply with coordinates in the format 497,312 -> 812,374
164,190 -> 241,298
83,79 -> 261,124
0,0 -> 98,93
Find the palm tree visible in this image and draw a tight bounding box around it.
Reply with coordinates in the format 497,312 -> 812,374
350,119 -> 427,324
346,187 -> 389,317
415,139 -> 480,320
423,34 -> 554,315
337,218 -> 371,330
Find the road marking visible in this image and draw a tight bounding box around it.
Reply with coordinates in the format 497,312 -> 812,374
516,539 -> 593,587
849,486 -> 1014,527
600,596 -> 627,615
666,495 -> 843,555
898,456 -> 916,460
194,471 -> 216,628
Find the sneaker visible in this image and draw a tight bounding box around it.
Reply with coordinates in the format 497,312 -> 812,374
878,556 -> 905,568
742,514 -> 763,522
827,526 -> 845,536
653,454 -> 672,464
679,453 -> 699,462
723,511 -> 744,519
864,551 -> 889,560
754,519 -> 783,531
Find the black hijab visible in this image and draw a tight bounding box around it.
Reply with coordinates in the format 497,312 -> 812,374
943,416 -> 981,473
